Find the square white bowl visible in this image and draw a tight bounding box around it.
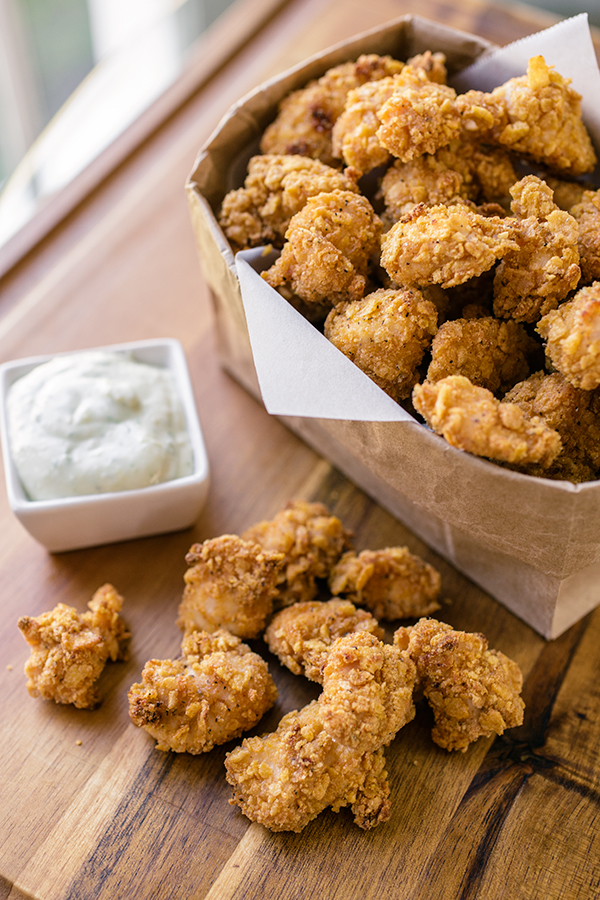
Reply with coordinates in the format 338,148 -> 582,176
0,338 -> 209,552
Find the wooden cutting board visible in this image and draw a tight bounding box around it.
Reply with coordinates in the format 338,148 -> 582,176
1,0 -> 599,898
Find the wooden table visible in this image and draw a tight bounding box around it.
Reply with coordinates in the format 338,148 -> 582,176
1,1 -> 599,898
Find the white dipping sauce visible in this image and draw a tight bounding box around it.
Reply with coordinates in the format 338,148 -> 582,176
7,350 -> 194,500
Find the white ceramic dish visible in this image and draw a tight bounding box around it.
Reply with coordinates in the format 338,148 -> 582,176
0,339 -> 209,552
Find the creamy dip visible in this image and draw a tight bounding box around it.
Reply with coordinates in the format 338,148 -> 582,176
7,350 -> 194,500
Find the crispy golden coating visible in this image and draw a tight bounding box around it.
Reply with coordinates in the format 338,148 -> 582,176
225,699 -> 391,832
320,632 -> 416,754
570,190 -> 600,285
17,584 -> 129,709
242,500 -> 353,607
457,55 -> 596,175
394,618 -> 525,752
331,76 -> 400,174
426,315 -> 534,395
381,203 -> 519,289
324,287 -> 438,401
127,630 -> 277,754
412,375 -> 562,467
328,547 -> 441,621
262,190 -> 382,308
376,137 -> 516,227
178,535 -> 283,639
536,283 -> 600,391
331,55 -> 450,174
260,54 -> 405,166
504,371 -> 600,481
493,176 -> 580,323
264,598 -> 383,682
218,154 -> 359,251
377,80 -> 462,162
378,153 -> 472,226
546,176 -> 587,212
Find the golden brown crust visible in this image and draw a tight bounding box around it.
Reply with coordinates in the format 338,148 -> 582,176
426,315 -> 534,395
324,288 -> 438,401
225,700 -> 391,832
504,371 -> 600,481
328,547 -> 441,621
381,203 -> 519,289
394,618 -> 525,752
17,584 -> 129,709
178,535 -> 283,639
492,176 -> 580,323
128,629 -> 277,753
262,190 -> 382,308
412,375 -> 562,467
264,598 -> 383,682
242,500 -> 354,607
536,283 -> 600,391
320,632 -> 416,753
260,54 -> 405,166
218,155 -> 360,251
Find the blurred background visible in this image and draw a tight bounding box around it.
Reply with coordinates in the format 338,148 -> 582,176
0,0 -> 598,248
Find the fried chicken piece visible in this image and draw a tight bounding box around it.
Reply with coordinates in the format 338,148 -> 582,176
260,54 -> 405,166
426,315 -> 535,395
225,699 -> 391,832
319,632 -> 416,754
536,283 -> 600,391
331,54 -> 449,175
545,176 -> 587,212
412,375 -> 562,467
262,190 -> 382,308
377,79 -> 462,162
331,76 -> 400,174
328,547 -> 441,621
128,630 -> 277,753
218,154 -> 360,251
17,584 -> 129,709
380,203 -> 519,289
177,535 -> 284,639
394,618 -> 525,752
493,176 -> 580,323
457,56 -> 596,175
504,371 -> 600,481
242,500 -> 354,607
324,287 -> 438,401
570,190 -> 600,285
264,598 -> 383,682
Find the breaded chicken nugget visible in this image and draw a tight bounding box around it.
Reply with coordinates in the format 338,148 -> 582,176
177,535 -> 283,639
225,699 -> 391,832
394,618 -> 525,752
426,315 -> 534,395
381,203 -> 519,289
262,190 -> 382,308
324,287 -> 439,401
457,55 -> 596,175
320,632 -> 416,754
505,370 -> 600,482
17,584 -> 129,709
377,80 -> 462,162
570,189 -> 600,285
242,500 -> 354,607
218,154 -> 359,251
536,283 -> 600,390
264,598 -> 383,682
128,629 -> 277,754
493,176 -> 580,323
328,547 -> 441,621
412,375 -> 562,467
260,54 -> 405,166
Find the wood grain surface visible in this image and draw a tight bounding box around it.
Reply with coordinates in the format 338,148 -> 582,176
1,1 -> 599,898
